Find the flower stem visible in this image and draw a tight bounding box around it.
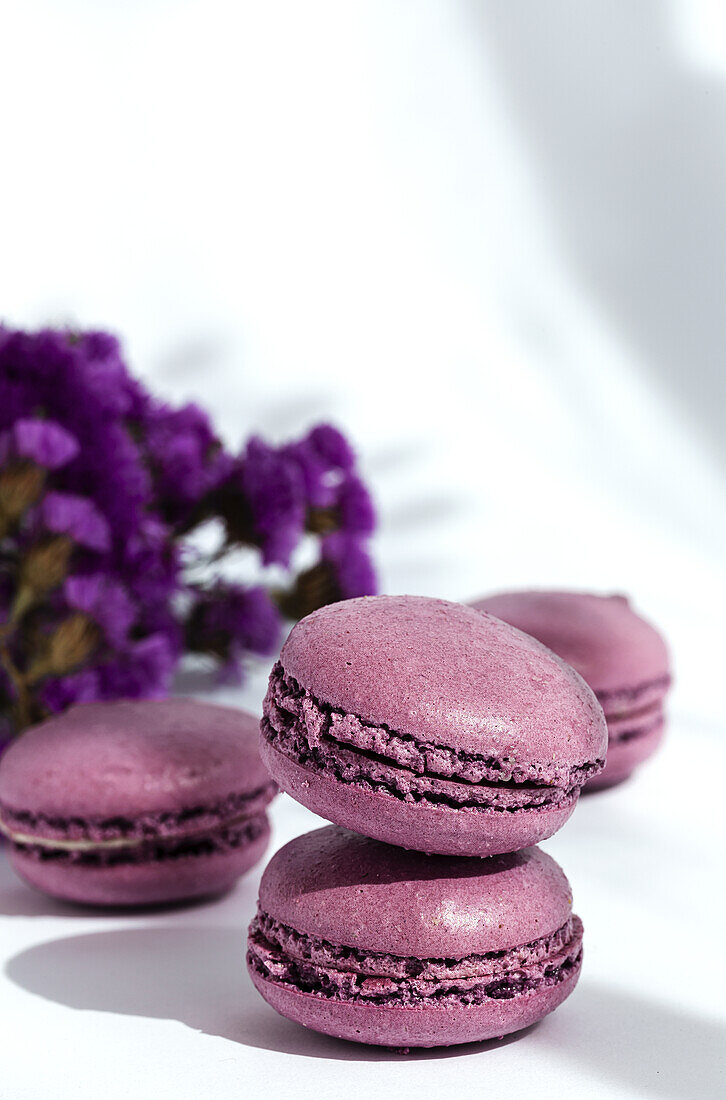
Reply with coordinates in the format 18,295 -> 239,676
0,641 -> 32,732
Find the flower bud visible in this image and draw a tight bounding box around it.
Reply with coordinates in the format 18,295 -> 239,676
275,562 -> 338,620
27,613 -> 100,683
46,613 -> 100,676
306,507 -> 338,535
18,532 -> 73,602
0,462 -> 45,529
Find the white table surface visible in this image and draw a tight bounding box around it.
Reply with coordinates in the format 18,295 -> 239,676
2,662 -> 724,1100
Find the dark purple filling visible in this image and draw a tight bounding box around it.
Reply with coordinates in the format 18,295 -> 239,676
263,664 -> 602,811
13,814 -> 268,868
247,911 -> 583,1006
597,675 -> 671,715
0,782 -> 277,845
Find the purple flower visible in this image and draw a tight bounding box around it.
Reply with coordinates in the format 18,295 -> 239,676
0,328 -> 183,726
282,425 -> 358,509
39,491 -> 111,552
0,326 -> 376,735
64,574 -> 135,647
281,439 -> 333,508
322,533 -> 377,599
41,634 -> 176,711
307,424 -> 355,472
0,328 -> 153,536
239,438 -> 305,566
141,402 -> 232,527
337,474 -> 376,536
224,586 -> 281,655
73,331 -> 148,420
41,669 -> 101,713
188,583 -> 281,682
96,634 -> 176,700
122,517 -> 179,606
1,418 -> 79,470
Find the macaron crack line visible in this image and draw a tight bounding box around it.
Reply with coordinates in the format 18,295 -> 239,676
263,663 -> 602,813
596,675 -> 671,712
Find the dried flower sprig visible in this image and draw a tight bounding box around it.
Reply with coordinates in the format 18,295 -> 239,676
0,327 -> 376,739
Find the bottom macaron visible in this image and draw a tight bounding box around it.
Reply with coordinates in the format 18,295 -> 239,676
247,826 -> 583,1048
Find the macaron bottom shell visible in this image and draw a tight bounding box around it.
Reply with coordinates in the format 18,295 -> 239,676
260,737 -> 578,856
8,817 -> 271,908
247,954 -> 582,1048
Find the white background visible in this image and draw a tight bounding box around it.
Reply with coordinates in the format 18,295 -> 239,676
0,2 -> 725,1098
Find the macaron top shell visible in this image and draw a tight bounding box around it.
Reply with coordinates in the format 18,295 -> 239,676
259,826 -> 573,958
472,591 -> 670,699
279,595 -> 606,768
0,699 -> 269,820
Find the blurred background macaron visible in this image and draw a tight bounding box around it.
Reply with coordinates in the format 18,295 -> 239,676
261,595 -> 607,855
247,825 -> 583,1048
471,591 -> 671,791
0,699 -> 276,907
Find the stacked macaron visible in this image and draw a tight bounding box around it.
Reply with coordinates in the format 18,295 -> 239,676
470,591 -> 671,791
248,828 -> 583,1048
248,595 -> 608,1047
0,589 -> 660,1048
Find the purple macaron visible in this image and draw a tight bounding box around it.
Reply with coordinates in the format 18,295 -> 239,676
0,699 -> 277,907
261,595 -> 607,856
247,825 -> 583,1047
471,591 -> 671,791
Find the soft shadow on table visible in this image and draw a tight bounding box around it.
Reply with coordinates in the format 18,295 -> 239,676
546,983 -> 726,1100
9,930 -> 723,1079
5,926 -> 525,1061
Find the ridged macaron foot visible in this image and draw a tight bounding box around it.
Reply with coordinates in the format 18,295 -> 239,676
261,595 -> 607,855
247,825 -> 584,1048
471,591 -> 671,791
0,699 -> 277,907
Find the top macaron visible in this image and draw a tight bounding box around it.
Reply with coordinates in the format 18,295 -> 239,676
261,595 -> 607,855
471,590 -> 671,790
